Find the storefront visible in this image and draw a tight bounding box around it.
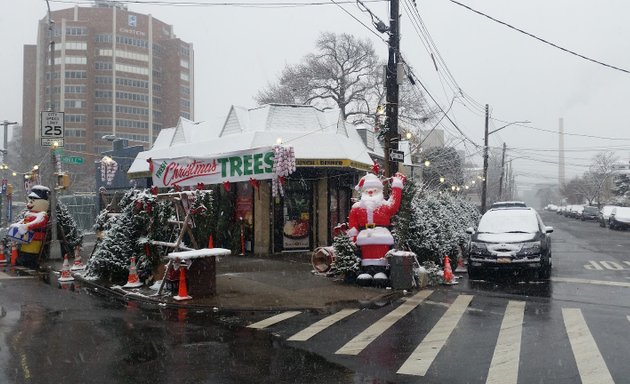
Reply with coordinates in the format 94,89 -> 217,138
128,104 -> 381,255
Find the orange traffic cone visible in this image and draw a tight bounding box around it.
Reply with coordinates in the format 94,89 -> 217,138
58,254 -> 74,282
442,255 -> 454,284
0,242 -> 6,265
71,246 -> 85,271
123,256 -> 143,288
208,234 -> 214,249
173,261 -> 192,301
10,242 -> 18,266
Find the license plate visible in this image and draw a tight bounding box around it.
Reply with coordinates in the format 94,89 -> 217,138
497,257 -> 512,264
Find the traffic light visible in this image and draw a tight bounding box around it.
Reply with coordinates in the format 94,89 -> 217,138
7,184 -> 13,196
55,172 -> 70,189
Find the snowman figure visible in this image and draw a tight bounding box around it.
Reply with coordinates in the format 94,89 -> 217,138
8,185 -> 50,269
346,172 -> 405,286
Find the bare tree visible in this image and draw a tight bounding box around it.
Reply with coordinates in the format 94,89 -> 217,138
256,32 -> 430,128
559,152 -> 618,206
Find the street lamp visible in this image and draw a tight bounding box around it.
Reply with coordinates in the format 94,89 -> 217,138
481,109 -> 530,213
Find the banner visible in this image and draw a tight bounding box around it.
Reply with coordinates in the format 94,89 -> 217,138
151,147 -> 276,188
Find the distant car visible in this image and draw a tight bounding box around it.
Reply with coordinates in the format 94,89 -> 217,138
466,207 -> 553,280
608,207 -> 630,230
580,206 -> 599,221
490,201 -> 527,209
598,205 -> 617,227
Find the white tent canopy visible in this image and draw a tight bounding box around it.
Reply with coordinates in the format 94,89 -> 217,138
128,104 -> 381,179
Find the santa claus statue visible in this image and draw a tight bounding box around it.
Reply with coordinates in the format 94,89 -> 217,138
8,185 -> 50,269
347,172 -> 405,286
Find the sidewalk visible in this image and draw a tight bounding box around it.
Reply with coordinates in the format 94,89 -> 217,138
42,240 -> 403,312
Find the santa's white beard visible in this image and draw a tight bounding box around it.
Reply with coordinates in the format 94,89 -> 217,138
361,192 -> 384,210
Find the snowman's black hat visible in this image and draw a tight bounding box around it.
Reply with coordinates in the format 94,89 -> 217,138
28,185 -> 51,200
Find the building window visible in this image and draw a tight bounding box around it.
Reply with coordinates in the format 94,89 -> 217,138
95,76 -> 113,84
66,26 -> 88,36
115,91 -> 149,103
66,128 -> 86,137
65,143 -> 87,151
94,34 -> 113,43
65,71 -> 87,79
65,85 -> 86,94
57,41 -> 87,51
117,77 -> 149,89
55,56 -> 87,65
94,104 -> 113,112
180,72 -> 189,81
95,90 -> 113,99
115,63 -> 149,76
64,100 -> 85,109
95,62 -> 113,70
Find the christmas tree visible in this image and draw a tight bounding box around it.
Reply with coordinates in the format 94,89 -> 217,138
56,201 -> 84,256
332,233 -> 360,277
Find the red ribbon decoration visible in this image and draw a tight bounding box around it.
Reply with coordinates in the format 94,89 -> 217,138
147,158 -> 154,174
249,178 -> 260,199
196,182 -> 205,190
150,186 -> 158,196
279,176 -> 285,185
371,162 -> 380,175
223,181 -> 231,192
174,184 -> 181,192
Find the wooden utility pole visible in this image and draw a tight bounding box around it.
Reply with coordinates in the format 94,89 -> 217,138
384,0 -> 400,178
481,104 -> 489,212
498,143 -> 506,200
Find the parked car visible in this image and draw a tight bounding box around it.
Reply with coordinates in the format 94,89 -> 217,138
490,201 -> 527,209
608,207 -> 630,230
466,207 -> 553,280
580,206 -> 599,221
598,205 -> 617,227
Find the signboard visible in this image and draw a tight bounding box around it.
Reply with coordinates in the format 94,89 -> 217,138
61,156 -> 84,165
40,111 -> 64,147
389,149 -> 405,163
295,158 -> 371,171
151,146 -> 277,188
41,138 -> 64,147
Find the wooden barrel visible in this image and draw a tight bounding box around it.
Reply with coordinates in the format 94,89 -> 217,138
311,246 -> 335,273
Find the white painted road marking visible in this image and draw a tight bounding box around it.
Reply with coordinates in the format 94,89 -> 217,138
485,300 -> 525,384
584,260 -> 630,270
247,311 -> 301,329
397,294 -> 473,376
335,290 -> 433,355
552,277 -> 630,288
562,308 -> 615,384
288,308 -> 358,341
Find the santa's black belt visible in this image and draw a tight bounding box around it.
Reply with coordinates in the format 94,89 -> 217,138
365,224 -> 376,229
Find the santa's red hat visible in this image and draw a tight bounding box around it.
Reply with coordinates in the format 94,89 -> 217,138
356,173 -> 383,191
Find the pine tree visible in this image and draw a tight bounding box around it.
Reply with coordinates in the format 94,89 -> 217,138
332,233 -> 360,277
56,201 -> 84,255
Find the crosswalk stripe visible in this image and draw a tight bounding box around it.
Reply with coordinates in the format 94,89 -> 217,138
246,311 -> 301,329
287,308 -> 359,341
562,308 -> 615,384
485,300 -> 525,384
335,290 -> 433,355
397,294 -> 473,376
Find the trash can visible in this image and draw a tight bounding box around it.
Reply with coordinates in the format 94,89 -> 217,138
388,251 -> 415,290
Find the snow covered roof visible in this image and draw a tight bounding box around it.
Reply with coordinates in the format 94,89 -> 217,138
129,104 -> 377,177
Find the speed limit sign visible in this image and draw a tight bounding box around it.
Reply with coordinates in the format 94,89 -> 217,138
40,111 -> 64,147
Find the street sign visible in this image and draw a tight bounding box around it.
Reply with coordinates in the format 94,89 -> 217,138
61,155 -> 84,165
41,138 -> 64,147
40,111 -> 64,146
389,149 -> 405,163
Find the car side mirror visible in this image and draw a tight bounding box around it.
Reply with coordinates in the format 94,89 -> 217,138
545,226 -> 554,233
465,227 -> 474,235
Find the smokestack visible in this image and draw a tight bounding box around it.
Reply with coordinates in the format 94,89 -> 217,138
559,118 -> 565,185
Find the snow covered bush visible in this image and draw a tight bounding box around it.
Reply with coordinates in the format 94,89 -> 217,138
57,201 -> 84,254
394,188 -> 480,265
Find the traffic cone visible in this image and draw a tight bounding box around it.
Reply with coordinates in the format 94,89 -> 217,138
442,255 -> 455,284
207,234 -> 214,249
0,242 -> 6,265
71,245 -> 85,271
10,242 -> 18,266
173,261 -> 192,301
123,256 -> 143,288
58,254 -> 74,282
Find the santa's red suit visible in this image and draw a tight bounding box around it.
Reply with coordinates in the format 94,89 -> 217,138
347,173 -> 404,268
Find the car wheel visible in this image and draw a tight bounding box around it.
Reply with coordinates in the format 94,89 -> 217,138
468,265 -> 483,280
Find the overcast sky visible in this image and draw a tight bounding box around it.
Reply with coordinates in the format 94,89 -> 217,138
2,0 -> 630,192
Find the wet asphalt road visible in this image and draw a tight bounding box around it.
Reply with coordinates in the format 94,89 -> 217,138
1,210 -> 630,383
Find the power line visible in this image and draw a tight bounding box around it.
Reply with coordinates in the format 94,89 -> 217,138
448,0 -> 630,74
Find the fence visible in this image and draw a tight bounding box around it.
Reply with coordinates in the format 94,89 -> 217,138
58,193 -> 98,233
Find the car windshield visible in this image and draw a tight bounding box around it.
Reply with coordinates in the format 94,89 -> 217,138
477,209 -> 540,234
583,207 -> 598,213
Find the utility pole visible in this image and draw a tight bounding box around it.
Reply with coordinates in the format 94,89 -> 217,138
384,0 -> 400,178
481,104 -> 489,213
498,142 -> 506,200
